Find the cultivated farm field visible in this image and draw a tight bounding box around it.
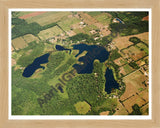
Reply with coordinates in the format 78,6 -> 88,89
122,46 -> 146,61
114,57 -> 127,66
114,99 -> 128,115
57,17 -> 80,32
93,13 -> 111,25
38,26 -> 63,40
23,34 -> 39,43
25,12 -> 71,26
123,94 -> 146,113
119,64 -> 134,76
120,70 -> 148,101
113,36 -> 134,50
12,37 -> 28,50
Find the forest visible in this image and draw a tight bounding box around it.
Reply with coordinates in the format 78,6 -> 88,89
108,12 -> 149,36
12,18 -> 57,39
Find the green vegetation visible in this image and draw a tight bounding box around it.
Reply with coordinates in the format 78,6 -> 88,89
129,37 -> 141,44
16,41 -> 45,67
57,17 -> 80,31
101,34 -> 113,46
12,17 -> 57,39
94,13 -> 111,25
74,101 -> 91,114
136,43 -> 148,54
109,49 -> 122,61
25,12 -> 71,26
86,12 -> 102,17
66,61 -> 117,115
69,33 -> 95,43
83,24 -> 98,35
128,61 -> 139,69
11,11 -> 149,116
129,104 -> 142,115
12,12 -> 33,18
109,12 -> 148,36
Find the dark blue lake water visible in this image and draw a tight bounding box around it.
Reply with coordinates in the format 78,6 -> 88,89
116,18 -> 123,24
22,53 -> 50,77
56,45 -> 71,54
72,43 -> 119,94
104,68 -> 119,94
72,44 -> 109,74
22,43 -> 119,94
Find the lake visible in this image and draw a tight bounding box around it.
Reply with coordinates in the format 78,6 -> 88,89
104,68 -> 119,94
55,45 -> 71,54
72,44 -> 109,74
22,53 -> 50,77
23,43 -> 119,94
72,43 -> 119,94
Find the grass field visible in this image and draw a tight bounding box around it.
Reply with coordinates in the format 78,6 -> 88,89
38,26 -> 63,40
19,12 -> 47,19
12,37 -> 28,50
136,43 -> 148,54
16,12 -> 33,17
74,101 -> 91,114
73,28 -> 85,34
82,24 -> 98,35
57,17 -> 80,31
93,13 -> 111,25
23,34 -> 39,43
25,12 -> 71,26
86,12 -> 102,17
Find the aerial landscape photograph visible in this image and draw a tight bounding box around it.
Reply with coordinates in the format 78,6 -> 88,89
11,10 -> 149,116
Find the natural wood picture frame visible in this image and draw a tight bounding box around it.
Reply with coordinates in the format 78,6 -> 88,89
0,0 -> 160,128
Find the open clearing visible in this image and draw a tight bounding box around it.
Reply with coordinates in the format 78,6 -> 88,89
16,12 -> 33,17
114,36 -> 134,50
12,37 -> 27,50
57,17 -> 80,32
114,57 -> 127,66
114,32 -> 149,50
123,94 -> 146,113
23,34 -> 39,43
134,32 -> 149,45
119,64 -> 134,76
19,12 -> 47,19
140,103 -> 149,115
136,43 -> 148,54
82,24 -> 98,35
25,12 -> 71,26
79,12 -> 105,29
93,13 -> 111,25
74,101 -> 91,114
38,26 -> 63,40
122,46 -> 146,61
138,89 -> 149,102
120,70 -> 147,101
114,99 -> 128,115
100,111 -> 110,115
